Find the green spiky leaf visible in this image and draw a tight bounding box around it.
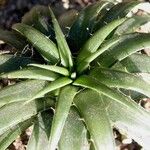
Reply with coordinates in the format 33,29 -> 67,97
59,107 -> 89,150
49,7 -> 73,69
77,18 -> 126,63
28,77 -> 73,103
12,23 -> 59,64
114,15 -> 150,36
0,29 -> 26,50
0,98 -> 53,136
97,33 -> 150,67
0,54 -> 33,73
90,68 -> 150,97
114,53 -> 150,73
0,3 -> 150,149
74,89 -> 115,150
68,1 -> 113,50
0,80 -> 48,107
102,94 -> 150,149
0,118 -> 35,150
29,64 -> 69,76
95,1 -> 140,30
48,86 -> 77,150
0,67 -> 59,81
27,111 -> 52,150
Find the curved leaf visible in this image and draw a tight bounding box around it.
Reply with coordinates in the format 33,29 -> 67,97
28,77 -> 73,103
22,5 -> 52,36
0,29 -> 26,50
73,75 -> 150,118
29,64 -> 69,76
74,89 -> 115,150
59,107 -> 90,150
95,1 -> 140,30
90,68 -> 150,97
49,7 -> 73,70
0,118 -> 34,150
97,33 -> 150,67
74,75 -> 130,107
114,53 -> 150,73
77,18 -> 126,63
73,75 -> 150,148
101,94 -> 150,149
0,80 -> 48,107
27,111 -> 52,150
48,86 -> 77,150
12,23 -> 59,64
0,67 -> 59,81
120,89 -> 146,101
77,35 -> 121,73
114,15 -> 150,36
68,1 -> 113,50
0,54 -> 33,73
0,98 -> 54,136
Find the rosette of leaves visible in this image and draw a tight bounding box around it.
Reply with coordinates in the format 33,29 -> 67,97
0,1 -> 150,150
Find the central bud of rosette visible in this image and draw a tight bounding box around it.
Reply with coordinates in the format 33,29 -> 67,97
70,72 -> 76,79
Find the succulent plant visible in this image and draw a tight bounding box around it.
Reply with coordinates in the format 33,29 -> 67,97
0,1 -> 150,150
